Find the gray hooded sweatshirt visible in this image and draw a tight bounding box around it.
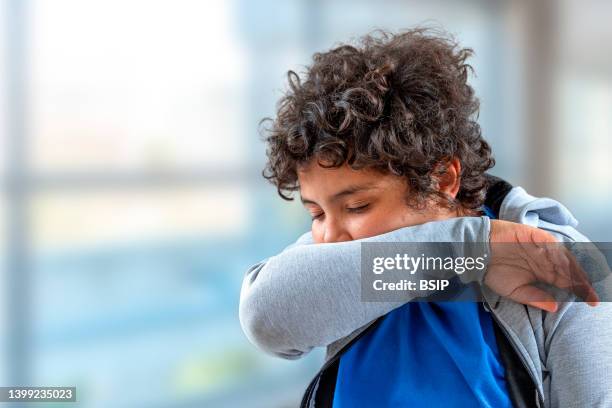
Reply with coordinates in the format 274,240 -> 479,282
239,186 -> 612,408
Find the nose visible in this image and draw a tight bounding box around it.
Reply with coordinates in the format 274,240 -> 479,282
322,218 -> 352,243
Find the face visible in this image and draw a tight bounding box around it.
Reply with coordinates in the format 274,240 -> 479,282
298,161 -> 460,244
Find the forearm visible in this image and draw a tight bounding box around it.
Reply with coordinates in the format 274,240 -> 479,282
239,216 -> 490,358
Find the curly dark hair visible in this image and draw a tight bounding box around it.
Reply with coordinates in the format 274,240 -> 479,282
261,28 -> 495,210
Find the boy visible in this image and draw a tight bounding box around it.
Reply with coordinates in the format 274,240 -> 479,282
239,29 -> 610,407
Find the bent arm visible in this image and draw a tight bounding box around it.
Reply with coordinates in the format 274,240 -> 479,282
500,186 -> 612,405
239,216 -> 490,359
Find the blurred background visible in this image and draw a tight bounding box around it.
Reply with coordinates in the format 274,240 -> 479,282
1,0 -> 611,407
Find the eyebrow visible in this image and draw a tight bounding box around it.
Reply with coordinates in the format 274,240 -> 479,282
300,182 -> 378,206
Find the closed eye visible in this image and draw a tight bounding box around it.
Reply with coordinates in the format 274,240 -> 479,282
347,203 -> 370,213
310,212 -> 324,221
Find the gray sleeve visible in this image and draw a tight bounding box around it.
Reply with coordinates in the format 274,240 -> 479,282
497,186 -> 612,406
540,236 -> 612,407
238,216 -> 490,359
512,196 -> 612,407
544,296 -> 612,408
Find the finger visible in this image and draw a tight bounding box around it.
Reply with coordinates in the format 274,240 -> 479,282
545,246 -> 575,288
526,230 -> 568,285
508,284 -> 559,313
568,281 -> 600,306
528,300 -> 559,313
544,246 -> 600,306
529,234 -> 565,284
564,249 -> 600,306
516,239 -> 551,282
541,245 -> 585,290
546,245 -> 570,280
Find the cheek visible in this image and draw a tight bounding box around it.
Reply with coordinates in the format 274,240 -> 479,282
344,212 -> 395,240
348,207 -> 421,240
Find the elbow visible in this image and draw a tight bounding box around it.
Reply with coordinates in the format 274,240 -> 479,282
239,287 -> 307,360
238,292 -> 272,350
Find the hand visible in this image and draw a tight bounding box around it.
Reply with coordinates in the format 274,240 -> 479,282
486,220 -> 600,312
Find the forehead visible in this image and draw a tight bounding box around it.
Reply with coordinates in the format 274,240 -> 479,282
297,161 -> 401,198
298,160 -> 375,183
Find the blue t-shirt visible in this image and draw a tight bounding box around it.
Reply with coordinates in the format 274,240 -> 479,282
332,297 -> 512,407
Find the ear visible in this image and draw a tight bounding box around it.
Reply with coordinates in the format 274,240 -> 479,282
434,158 -> 461,199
